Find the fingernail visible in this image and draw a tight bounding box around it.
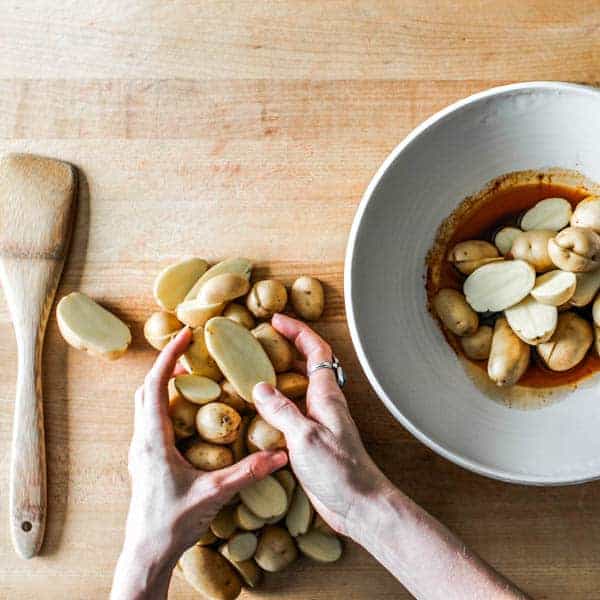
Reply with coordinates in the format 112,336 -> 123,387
253,381 -> 275,404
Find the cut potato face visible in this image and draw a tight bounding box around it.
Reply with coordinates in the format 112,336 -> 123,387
239,475 -> 288,519
234,503 -> 266,531
537,312 -> 593,372
176,300 -> 225,328
463,260 -> 535,312
153,258 -> 208,311
185,257 -> 252,301
205,317 -> 276,402
569,269 -> 600,307
447,240 -> 500,275
505,296 -> 558,345
254,526 -> 297,573
432,288 -> 479,336
520,197 -> 572,231
178,545 -> 241,600
494,227 -> 522,256
296,529 -> 342,563
487,317 -> 530,386
227,532 -> 257,562
286,486 -> 313,537
571,195 -> 600,231
180,326 -> 222,381
57,292 -> 131,359
174,374 -> 221,405
219,544 -> 262,588
530,270 -> 576,306
197,529 -> 218,546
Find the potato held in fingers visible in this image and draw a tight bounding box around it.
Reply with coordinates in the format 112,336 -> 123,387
144,311 -> 184,350
57,292 -> 131,359
447,240 -> 500,275
537,312 -> 593,372
505,296 -> 557,345
153,257 -> 208,311
276,372 -> 309,399
547,227 -> 600,272
178,545 -> 241,600
205,317 -> 276,402
432,288 -> 478,336
487,317 -> 530,386
168,380 -> 199,439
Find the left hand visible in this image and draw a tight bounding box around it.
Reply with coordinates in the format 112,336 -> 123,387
112,327 -> 287,599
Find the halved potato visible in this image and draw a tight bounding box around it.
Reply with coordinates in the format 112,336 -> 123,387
505,296 -> 557,345
571,195 -> 600,231
144,310 -> 183,350
530,270 -> 576,306
296,529 -> 342,563
175,374 -> 221,405
57,292 -> 131,359
463,260 -> 535,312
153,257 -> 208,311
226,532 -> 258,562
180,326 -> 222,381
276,372 -> 309,399
239,475 -> 288,519
176,300 -> 225,328
520,197 -> 572,231
548,227 -> 600,272
569,269 -> 600,307
198,273 -> 251,305
286,485 -> 313,537
185,258 -> 252,301
246,415 -> 286,452
211,506 -> 238,540
509,230 -> 554,272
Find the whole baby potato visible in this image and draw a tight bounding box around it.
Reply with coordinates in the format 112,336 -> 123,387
185,440 -> 234,471
178,545 -> 241,600
220,381 -> 250,414
254,526 -> 298,573
509,230 -> 555,272
223,303 -> 255,329
144,311 -> 183,350
276,372 -> 309,399
252,323 -> 294,373
198,273 -> 250,305
447,240 -> 500,275
290,276 -> 325,320
537,312 -> 593,372
571,195 -> 600,231
196,402 -> 242,444
246,279 -> 288,319
487,317 -> 530,386
547,227 -> 600,272
246,415 -> 286,452
168,379 -> 199,439
459,325 -> 493,360
432,288 -> 478,336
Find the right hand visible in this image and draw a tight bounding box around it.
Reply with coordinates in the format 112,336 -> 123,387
253,314 -> 389,537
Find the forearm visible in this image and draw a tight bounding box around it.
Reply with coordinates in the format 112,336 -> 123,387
349,484 -> 530,600
111,539 -> 179,600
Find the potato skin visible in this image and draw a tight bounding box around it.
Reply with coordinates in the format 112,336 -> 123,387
199,273 -> 250,305
509,230 -> 555,272
276,372 -> 309,399
178,545 -> 242,600
548,227 -> 600,272
196,402 -> 242,444
432,288 -> 478,336
223,303 -> 255,329
459,326 -> 493,360
246,280 -> 288,318
571,195 -> 600,232
447,240 -> 499,275
487,317 -> 530,386
144,311 -> 183,350
168,380 -> 199,439
220,381 -> 250,414
185,440 -> 234,471
246,415 -> 286,452
537,312 -> 593,372
254,526 -> 297,572
290,276 -> 325,320
252,323 -> 294,373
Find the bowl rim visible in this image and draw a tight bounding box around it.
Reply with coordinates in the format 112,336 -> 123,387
344,81 -> 600,486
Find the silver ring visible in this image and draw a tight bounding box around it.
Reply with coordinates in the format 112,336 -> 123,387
308,355 -> 346,388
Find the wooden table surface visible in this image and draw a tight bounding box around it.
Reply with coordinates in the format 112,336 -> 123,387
2,3 -> 600,598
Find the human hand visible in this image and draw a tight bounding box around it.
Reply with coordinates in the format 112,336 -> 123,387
112,327 -> 287,599
252,314 -> 389,538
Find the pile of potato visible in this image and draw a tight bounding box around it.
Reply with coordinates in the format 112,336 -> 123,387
143,258 -> 342,598
433,195 -> 600,386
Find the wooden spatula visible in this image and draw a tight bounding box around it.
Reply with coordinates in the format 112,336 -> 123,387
0,154 -> 77,558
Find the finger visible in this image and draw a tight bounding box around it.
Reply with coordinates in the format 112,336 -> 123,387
271,314 -> 347,411
253,382 -> 311,441
202,450 -> 288,501
144,327 -> 193,424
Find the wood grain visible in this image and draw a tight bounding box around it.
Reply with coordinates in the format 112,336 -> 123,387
1,1 -> 600,598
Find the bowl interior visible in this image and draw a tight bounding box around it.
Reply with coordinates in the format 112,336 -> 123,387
346,83 -> 600,484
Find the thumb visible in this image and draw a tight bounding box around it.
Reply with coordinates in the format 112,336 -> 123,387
253,382 -> 308,438
202,450 -> 288,500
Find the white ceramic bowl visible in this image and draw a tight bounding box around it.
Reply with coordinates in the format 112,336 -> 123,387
345,82 -> 600,485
